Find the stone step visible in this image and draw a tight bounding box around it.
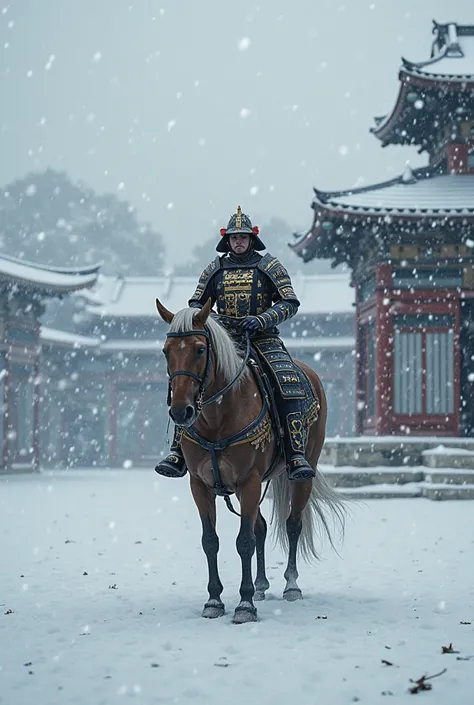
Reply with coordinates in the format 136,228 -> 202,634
321,437 -> 474,468
337,483 -> 422,500
420,483 -> 474,501
422,446 -> 474,469
335,482 -> 474,501
423,469 -> 474,485
321,466 -> 424,488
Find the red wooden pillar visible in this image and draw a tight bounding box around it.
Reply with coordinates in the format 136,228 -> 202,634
2,352 -> 8,469
453,294 -> 462,436
33,349 -> 41,471
109,381 -> 117,466
354,285 -> 363,435
3,350 -> 10,469
375,264 -> 393,434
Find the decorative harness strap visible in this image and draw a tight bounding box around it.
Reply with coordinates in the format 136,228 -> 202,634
166,328 -> 250,411
165,327 -> 273,515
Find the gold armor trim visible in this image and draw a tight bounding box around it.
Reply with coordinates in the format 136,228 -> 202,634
182,411 -> 272,452
257,254 -> 299,304
236,205 -> 242,229
190,257 -> 220,303
218,268 -> 272,318
287,411 -> 306,453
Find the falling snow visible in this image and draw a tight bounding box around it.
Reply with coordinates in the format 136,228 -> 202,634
237,37 -> 251,51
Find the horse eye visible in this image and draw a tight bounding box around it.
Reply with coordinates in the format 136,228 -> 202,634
197,347 -> 206,357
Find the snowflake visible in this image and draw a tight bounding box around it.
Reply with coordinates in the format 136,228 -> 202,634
237,37 -> 251,51
45,54 -> 55,71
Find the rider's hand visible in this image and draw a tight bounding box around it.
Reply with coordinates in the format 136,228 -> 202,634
241,316 -> 263,332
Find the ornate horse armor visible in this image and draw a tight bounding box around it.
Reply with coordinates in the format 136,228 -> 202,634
155,208 -> 316,482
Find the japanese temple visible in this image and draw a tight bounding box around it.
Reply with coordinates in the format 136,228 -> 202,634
0,254 -> 100,471
292,20 -> 474,438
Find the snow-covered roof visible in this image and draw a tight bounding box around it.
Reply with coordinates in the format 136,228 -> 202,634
283,336 -> 354,350
371,22 -> 474,145
39,329 -> 353,353
40,327 -> 100,348
100,339 -> 163,351
85,271 -> 354,318
402,22 -> 474,80
312,167 -> 474,217
0,253 -> 101,293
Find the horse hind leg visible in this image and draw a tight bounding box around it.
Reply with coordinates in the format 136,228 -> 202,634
283,481 -> 312,601
254,509 -> 270,601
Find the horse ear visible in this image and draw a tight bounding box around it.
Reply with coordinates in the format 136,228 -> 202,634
155,297 -> 174,324
193,298 -> 213,327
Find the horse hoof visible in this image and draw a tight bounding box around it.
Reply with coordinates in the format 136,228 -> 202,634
202,600 -> 225,619
233,603 -> 257,624
283,589 -> 303,602
254,590 -> 266,602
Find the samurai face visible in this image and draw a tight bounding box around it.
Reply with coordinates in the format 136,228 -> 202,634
229,233 -> 251,254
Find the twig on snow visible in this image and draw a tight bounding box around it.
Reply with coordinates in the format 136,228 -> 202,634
408,668 -> 447,694
441,643 -> 459,654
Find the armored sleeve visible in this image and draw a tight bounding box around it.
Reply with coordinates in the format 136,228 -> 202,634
188,257 -> 220,309
256,254 -> 300,328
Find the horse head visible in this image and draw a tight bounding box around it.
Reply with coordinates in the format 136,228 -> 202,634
156,297 -> 213,426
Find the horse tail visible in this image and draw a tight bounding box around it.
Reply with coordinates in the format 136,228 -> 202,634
269,470 -> 348,563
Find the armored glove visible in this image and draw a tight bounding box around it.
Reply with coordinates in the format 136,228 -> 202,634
240,316 -> 263,332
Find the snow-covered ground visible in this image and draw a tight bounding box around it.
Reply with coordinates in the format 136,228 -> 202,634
1,469 -> 473,705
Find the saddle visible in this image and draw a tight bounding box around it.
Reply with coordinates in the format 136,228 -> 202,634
247,343 -> 320,474
181,336 -> 320,498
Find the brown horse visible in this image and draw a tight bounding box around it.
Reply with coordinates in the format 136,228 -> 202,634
156,297 -> 347,624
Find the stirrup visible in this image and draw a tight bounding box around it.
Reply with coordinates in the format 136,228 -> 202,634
154,453 -> 187,478
287,456 -> 315,482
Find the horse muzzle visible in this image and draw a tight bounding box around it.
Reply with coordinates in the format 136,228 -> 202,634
169,403 -> 197,427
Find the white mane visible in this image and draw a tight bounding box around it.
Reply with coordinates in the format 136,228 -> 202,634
168,308 -> 248,385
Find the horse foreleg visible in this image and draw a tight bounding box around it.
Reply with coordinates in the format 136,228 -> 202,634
254,509 -> 270,601
234,472 -> 261,624
190,475 -> 225,619
283,480 -> 312,601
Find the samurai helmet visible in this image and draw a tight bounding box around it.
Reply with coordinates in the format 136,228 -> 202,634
216,206 -> 265,252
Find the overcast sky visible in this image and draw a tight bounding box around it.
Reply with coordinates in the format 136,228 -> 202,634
1,0 -> 472,265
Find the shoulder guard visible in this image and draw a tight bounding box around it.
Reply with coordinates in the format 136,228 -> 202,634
257,253 -> 300,304
189,256 -> 221,304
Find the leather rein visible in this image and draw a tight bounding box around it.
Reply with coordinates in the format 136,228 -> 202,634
165,327 -> 271,515
165,327 -> 251,412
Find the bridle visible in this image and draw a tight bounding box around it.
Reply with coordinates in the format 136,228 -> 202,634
164,326 -> 274,516
165,327 -> 251,416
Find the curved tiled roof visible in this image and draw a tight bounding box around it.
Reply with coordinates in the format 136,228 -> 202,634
0,253 -> 101,292
372,22 -> 474,144
312,167 -> 474,217
401,22 -> 474,81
